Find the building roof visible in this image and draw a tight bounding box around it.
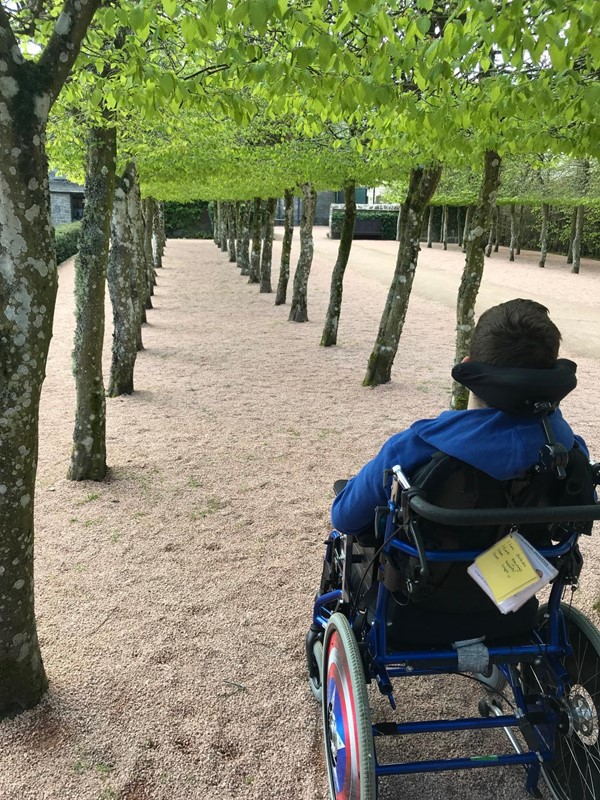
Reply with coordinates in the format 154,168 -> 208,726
49,170 -> 84,194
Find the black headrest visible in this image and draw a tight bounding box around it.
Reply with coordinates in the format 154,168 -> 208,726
451,359 -> 577,415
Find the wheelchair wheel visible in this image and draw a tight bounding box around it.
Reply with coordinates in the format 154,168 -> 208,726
323,612 -> 376,800
528,604 -> 600,800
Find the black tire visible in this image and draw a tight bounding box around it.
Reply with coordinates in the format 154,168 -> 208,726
309,638 -> 324,703
527,603 -> 600,800
322,612 -> 377,800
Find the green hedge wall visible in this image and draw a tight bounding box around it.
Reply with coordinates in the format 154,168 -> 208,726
54,222 -> 81,264
164,201 -> 213,239
330,208 -> 398,240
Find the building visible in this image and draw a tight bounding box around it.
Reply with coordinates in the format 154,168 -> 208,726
49,171 -> 85,226
276,187 -> 369,226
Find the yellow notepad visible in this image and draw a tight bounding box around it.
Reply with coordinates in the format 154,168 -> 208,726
473,532 -> 539,604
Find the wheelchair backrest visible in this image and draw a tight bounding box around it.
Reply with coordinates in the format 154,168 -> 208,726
389,444 -> 595,614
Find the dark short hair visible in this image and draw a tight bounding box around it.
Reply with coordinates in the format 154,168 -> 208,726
469,299 -> 561,368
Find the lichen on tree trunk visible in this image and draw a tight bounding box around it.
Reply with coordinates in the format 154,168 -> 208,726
321,181 -> 356,347
248,197 -> 262,284
275,189 -> 294,305
289,183 -> 317,323
260,197 -> 277,293
451,151 -> 502,410
68,123 -> 116,481
426,205 -> 434,248
363,164 -> 442,387
539,203 -> 550,268
107,163 -> 138,397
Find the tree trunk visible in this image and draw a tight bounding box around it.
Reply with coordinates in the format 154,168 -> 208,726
566,207 -> 577,264
214,201 -> 221,246
289,183 -> 317,323
0,108 -> 53,721
456,207 -> 462,248
485,204 -> 497,257
142,197 -> 155,306
260,197 -> 277,293
509,205 -> 516,261
127,172 -> 145,350
0,0 -> 103,717
275,189 -> 294,305
515,204 -> 523,255
363,164 -> 443,387
248,198 -> 262,284
107,164 -> 138,397
68,124 -> 116,481
461,206 -> 471,253
426,205 -> 434,248
451,151 -> 502,410
493,206 -> 500,252
442,205 -> 448,250
238,201 -> 251,276
227,202 -> 236,263
235,202 -> 243,270
321,182 -> 356,347
396,204 -> 402,241
539,203 -> 550,268
571,205 -> 584,274
152,201 -> 163,269
220,201 -> 228,252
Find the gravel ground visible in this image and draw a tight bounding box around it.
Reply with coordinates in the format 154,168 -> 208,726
0,229 -> 598,800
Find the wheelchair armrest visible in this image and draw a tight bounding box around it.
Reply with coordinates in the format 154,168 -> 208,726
407,496 -> 600,527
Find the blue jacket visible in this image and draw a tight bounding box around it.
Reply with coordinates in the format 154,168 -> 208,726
331,407 -> 588,535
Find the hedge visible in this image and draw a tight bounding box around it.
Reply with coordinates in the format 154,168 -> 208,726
330,208 -> 398,240
164,200 -> 213,239
54,221 -> 81,264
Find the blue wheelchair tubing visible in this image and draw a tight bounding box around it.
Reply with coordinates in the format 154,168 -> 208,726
312,526 -> 582,783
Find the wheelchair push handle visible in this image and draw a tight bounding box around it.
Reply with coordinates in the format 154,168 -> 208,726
391,464 -> 600,527
408,493 -> 600,527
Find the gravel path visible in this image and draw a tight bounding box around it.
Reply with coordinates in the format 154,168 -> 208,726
0,229 -> 598,800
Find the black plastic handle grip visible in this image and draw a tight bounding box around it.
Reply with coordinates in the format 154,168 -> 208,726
408,496 -> 600,527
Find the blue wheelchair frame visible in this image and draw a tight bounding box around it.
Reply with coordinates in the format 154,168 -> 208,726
312,463 -> 600,795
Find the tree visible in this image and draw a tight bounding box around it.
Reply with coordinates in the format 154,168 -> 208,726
275,189 -> 294,305
0,0 -> 103,717
321,181 -> 356,347
289,183 -> 317,323
260,197 -> 277,293
451,151 -> 502,410
68,120 -> 117,481
107,162 -> 139,397
363,165 -> 442,387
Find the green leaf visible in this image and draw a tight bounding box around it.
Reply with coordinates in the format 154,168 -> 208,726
249,0 -> 269,32
130,4 -> 145,33
417,0 -> 433,9
416,16 -> 430,36
213,0 -> 228,16
163,0 -> 177,18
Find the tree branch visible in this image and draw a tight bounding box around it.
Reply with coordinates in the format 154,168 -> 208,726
0,4 -> 21,65
38,0 -> 103,107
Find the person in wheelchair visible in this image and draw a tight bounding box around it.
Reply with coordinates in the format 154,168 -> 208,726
323,298 -> 594,647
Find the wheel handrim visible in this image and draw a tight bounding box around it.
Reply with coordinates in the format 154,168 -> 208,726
325,630 -> 361,800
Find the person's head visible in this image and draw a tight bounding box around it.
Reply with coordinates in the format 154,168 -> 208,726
469,299 -> 561,369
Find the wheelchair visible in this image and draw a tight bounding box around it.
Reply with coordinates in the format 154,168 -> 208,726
306,386 -> 600,799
